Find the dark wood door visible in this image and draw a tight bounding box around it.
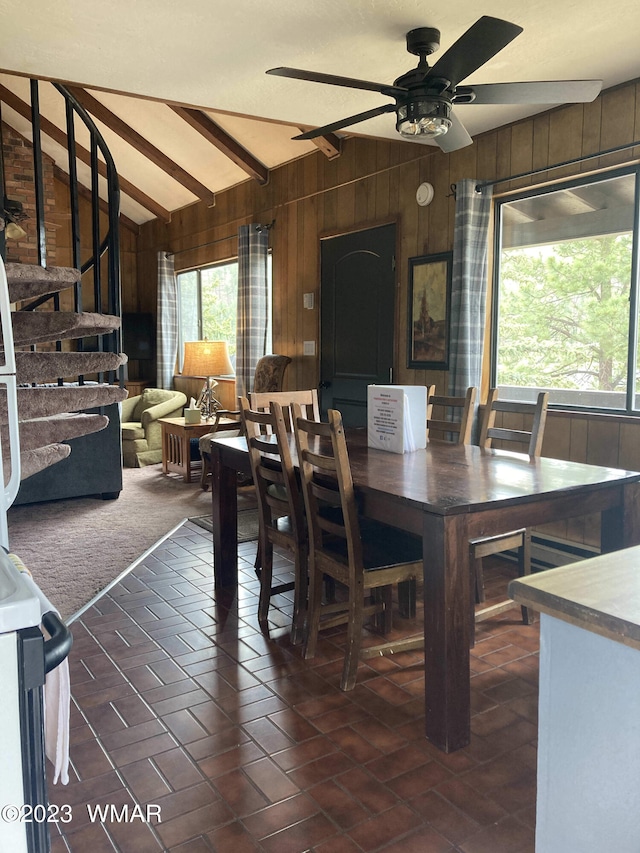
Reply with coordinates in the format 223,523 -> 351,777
320,224 -> 396,426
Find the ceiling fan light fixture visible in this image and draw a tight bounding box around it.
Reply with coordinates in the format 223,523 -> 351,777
398,114 -> 451,138
397,98 -> 452,139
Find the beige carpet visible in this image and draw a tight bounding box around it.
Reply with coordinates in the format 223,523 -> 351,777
6,465 -> 228,621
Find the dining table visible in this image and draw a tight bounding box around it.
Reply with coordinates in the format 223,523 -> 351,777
207,428 -> 640,753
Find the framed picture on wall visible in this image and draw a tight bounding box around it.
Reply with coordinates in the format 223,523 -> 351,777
407,251 -> 452,369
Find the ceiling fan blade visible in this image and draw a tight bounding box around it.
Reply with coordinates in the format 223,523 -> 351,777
428,16 -> 523,90
293,104 -> 397,140
462,79 -> 603,105
435,111 -> 473,153
267,67 -> 406,98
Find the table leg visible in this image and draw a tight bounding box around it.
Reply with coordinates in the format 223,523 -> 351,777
423,512 -> 471,752
183,431 -> 193,483
602,481 -> 640,552
161,425 -> 169,475
200,452 -> 211,491
211,445 -> 238,588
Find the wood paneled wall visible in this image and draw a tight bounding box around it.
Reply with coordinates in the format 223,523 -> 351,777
135,77 -> 640,536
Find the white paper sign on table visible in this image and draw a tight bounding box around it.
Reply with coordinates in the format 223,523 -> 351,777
367,385 -> 427,454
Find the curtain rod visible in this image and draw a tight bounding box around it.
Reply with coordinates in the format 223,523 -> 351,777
166,220 -> 274,258
476,139 -> 640,192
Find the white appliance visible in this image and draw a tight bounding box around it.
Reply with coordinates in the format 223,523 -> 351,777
0,551 -> 72,853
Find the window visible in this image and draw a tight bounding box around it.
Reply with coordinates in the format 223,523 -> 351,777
177,260 -> 238,370
491,167 -> 640,412
176,257 -> 272,372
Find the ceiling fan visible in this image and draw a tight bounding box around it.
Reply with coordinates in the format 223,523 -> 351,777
267,16 -> 602,153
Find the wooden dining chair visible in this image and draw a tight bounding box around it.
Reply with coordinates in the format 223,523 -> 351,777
470,389 -> 549,634
249,388 -> 320,432
248,389 -> 322,576
478,389 -> 548,456
240,397 -> 308,644
427,386 -> 477,445
293,404 -> 423,691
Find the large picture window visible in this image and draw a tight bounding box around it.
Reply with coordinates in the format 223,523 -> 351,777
492,168 -> 640,412
176,256 -> 272,371
177,260 -> 238,370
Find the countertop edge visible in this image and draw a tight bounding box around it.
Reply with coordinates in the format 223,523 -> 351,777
509,547 -> 640,652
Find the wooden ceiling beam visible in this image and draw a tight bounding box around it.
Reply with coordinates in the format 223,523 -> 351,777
0,84 -> 171,222
306,131 -> 342,160
170,105 -> 269,185
66,86 -> 215,206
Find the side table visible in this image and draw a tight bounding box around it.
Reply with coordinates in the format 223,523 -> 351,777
159,417 -> 238,483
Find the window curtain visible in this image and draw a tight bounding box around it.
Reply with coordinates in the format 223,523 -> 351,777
236,224 -> 269,397
157,251 -> 178,390
448,179 -> 493,399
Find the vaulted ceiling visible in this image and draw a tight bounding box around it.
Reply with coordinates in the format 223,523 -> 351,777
0,72 -> 318,228
1,0 -> 640,229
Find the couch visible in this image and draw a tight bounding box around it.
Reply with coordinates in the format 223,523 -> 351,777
14,402 -> 124,504
121,388 -> 187,467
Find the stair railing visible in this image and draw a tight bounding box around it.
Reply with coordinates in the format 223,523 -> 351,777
1,79 -> 123,386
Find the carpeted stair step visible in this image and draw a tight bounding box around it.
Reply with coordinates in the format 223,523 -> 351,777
0,384 -> 128,424
1,415 -> 109,482
5,263 -> 81,304
10,413 -> 110,453
14,351 -> 128,384
8,311 -> 121,348
16,444 -> 72,481
17,384 -> 127,421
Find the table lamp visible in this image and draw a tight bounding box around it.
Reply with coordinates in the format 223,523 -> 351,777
181,340 -> 234,420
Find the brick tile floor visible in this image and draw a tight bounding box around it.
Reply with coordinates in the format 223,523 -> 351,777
47,522 -> 539,852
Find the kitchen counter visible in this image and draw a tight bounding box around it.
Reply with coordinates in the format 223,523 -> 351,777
509,544 -> 640,650
509,546 -> 640,853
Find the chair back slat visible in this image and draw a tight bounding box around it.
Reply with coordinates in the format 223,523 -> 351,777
479,389 -> 549,456
249,389 -> 320,432
310,481 -> 341,505
427,385 -> 477,445
484,426 -> 532,445
251,437 -> 281,457
304,449 -> 338,472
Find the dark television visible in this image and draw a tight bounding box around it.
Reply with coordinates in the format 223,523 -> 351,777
122,312 -> 154,361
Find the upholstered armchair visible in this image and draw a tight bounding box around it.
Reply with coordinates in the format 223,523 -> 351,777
121,388 -> 187,467
252,354 -> 292,393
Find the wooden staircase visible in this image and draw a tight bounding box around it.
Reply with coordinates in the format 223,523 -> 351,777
2,261 -> 128,482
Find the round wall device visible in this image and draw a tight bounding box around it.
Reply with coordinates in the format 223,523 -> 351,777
416,182 -> 435,206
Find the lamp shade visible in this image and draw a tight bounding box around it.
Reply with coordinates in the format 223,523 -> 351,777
182,340 -> 234,377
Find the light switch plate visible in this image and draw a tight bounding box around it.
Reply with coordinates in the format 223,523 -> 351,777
303,341 -> 316,356
303,293 -> 314,310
